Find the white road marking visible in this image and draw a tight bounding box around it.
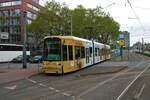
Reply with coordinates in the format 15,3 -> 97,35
48,87 -> 54,90
39,83 -> 46,87
116,64 -> 150,100
62,93 -> 71,96
55,89 -> 60,92
135,83 -> 146,99
77,61 -> 144,98
4,85 -> 17,90
26,78 -> 37,84
26,78 -> 72,97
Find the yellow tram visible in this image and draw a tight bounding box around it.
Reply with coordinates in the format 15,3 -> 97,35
42,36 -> 111,74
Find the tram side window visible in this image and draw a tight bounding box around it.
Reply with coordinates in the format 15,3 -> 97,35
68,45 -> 73,60
101,48 -> 104,55
95,48 -> 97,56
90,47 -> 92,57
81,47 -> 85,58
75,46 -> 81,59
99,48 -> 102,56
63,45 -> 67,61
98,48 -> 100,56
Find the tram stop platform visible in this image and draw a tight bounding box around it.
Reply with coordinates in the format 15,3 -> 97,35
77,61 -> 128,76
0,63 -> 41,84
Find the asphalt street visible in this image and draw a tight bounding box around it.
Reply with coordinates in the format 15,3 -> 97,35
0,51 -> 150,100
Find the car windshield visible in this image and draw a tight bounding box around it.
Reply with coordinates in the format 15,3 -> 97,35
34,56 -> 42,59
16,55 -> 22,58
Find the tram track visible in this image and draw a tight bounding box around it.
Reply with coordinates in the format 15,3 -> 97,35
75,53 -> 150,100
76,59 -> 147,99
12,54 -> 148,99
27,53 -> 150,100
0,52 -> 150,100
116,63 -> 150,100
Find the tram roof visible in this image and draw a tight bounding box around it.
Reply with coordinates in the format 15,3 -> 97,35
44,36 -> 92,42
44,36 -> 108,46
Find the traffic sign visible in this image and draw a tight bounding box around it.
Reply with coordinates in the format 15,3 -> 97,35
119,34 -> 124,39
0,32 -> 9,39
119,39 -> 125,46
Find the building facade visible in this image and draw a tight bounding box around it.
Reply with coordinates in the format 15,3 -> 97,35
0,0 -> 41,45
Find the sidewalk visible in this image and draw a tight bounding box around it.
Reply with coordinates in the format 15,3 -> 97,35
0,63 -> 41,84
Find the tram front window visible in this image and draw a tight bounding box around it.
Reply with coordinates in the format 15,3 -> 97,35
44,38 -> 61,61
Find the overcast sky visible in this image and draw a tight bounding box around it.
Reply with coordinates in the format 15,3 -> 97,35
39,0 -> 150,45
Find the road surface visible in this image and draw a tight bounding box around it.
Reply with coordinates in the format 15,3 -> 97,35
0,51 -> 150,100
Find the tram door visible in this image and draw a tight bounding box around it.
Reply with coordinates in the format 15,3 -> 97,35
86,48 -> 89,64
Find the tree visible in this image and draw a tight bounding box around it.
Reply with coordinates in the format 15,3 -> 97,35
28,0 -> 120,46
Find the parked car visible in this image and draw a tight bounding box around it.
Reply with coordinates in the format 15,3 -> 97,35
30,55 -> 43,63
11,55 -> 31,63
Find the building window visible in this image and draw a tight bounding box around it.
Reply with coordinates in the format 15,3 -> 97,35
12,26 -> 20,33
27,11 -> 32,18
32,0 -> 39,4
12,0 -> 21,6
27,3 -> 39,11
3,10 -> 9,16
11,9 -> 21,16
0,0 -> 21,7
14,9 -> 21,16
27,11 -> 37,20
27,3 -> 32,8
27,19 -> 32,24
12,18 -> 19,25
33,14 -> 37,20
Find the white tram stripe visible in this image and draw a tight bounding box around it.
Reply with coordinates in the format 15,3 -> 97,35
116,64 -> 150,100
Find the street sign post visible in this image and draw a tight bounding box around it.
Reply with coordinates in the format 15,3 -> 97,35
119,33 -> 125,60
124,31 -> 130,47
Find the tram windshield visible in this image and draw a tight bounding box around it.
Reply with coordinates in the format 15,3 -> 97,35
43,38 -> 61,61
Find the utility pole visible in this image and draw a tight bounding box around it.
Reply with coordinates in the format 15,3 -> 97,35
71,14 -> 72,36
142,37 -> 144,53
22,11 -> 27,69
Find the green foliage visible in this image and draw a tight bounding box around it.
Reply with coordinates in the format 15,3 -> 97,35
28,0 -> 120,45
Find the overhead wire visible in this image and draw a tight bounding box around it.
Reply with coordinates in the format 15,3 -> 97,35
126,0 -> 146,35
114,3 -> 150,11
